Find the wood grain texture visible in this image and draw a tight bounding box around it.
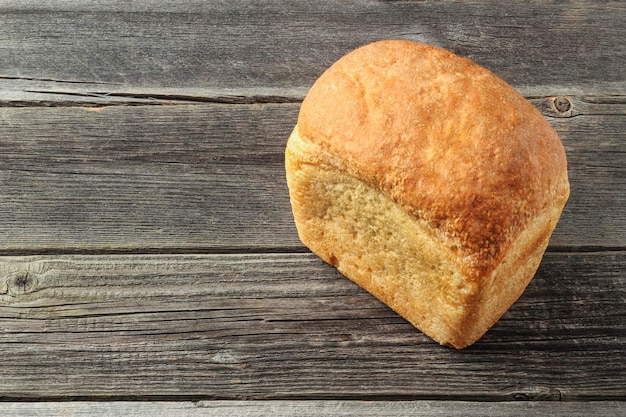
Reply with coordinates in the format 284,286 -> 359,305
0,102 -> 624,252
0,1 -> 624,94
1,401 -> 624,417
0,0 -> 624,408
0,252 -> 624,400
0,104 -> 300,252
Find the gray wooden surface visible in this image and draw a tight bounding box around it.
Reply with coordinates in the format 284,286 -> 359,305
1,401 -> 625,417
0,0 -> 624,415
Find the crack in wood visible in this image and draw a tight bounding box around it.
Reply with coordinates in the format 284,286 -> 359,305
1,90 -> 624,119
0,75 -> 122,86
1,90 -> 304,107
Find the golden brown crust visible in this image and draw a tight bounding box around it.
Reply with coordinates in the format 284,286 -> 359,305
297,40 -> 569,280
286,40 -> 570,347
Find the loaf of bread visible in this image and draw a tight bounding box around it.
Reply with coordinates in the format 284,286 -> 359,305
285,40 -> 569,348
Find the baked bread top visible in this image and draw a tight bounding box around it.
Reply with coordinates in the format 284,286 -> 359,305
297,40 -> 569,281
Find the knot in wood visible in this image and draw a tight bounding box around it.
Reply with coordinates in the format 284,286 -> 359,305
5,270 -> 37,296
509,386 -> 562,401
554,96 -> 572,113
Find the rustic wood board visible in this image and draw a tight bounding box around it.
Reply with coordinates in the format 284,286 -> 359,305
0,101 -> 624,253
0,252 -> 623,400
1,401 -> 624,417
0,0 -> 624,411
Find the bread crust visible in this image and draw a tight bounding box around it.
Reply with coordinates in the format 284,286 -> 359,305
297,40 -> 569,280
286,40 -> 569,347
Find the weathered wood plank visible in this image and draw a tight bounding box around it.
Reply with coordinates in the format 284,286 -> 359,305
0,1 -> 623,94
0,252 -> 623,400
0,0 -> 621,409
1,401 -> 624,417
0,103 -> 624,252
0,104 -> 301,251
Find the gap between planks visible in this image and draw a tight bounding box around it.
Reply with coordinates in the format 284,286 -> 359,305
1,87 -> 625,119
0,246 -> 624,258
0,400 -> 624,417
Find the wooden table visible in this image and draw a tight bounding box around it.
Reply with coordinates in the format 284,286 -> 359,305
1,1 -> 624,415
